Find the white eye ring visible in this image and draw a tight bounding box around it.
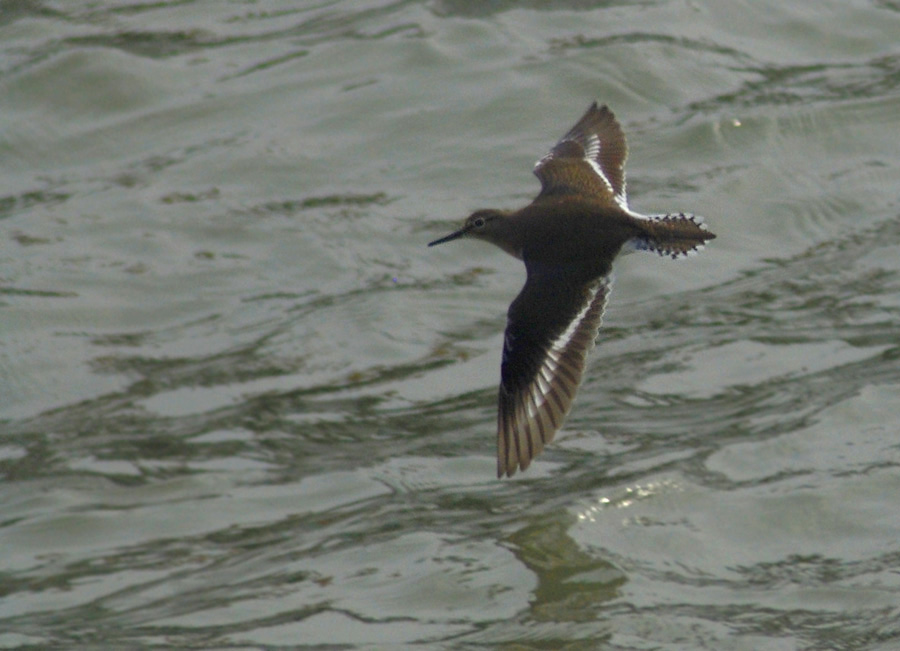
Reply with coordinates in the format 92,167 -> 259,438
474,217 -> 485,227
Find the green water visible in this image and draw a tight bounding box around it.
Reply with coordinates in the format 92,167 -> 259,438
2,1 -> 900,648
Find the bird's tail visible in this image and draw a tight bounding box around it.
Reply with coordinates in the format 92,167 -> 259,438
628,213 -> 716,259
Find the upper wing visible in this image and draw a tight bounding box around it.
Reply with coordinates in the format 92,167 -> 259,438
533,102 -> 629,210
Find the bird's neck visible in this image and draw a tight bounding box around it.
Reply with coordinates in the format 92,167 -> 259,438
483,213 -> 523,260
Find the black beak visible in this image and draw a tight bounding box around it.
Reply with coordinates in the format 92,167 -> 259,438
428,225 -> 470,247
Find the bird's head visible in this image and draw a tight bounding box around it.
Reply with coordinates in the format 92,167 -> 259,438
428,209 -> 519,257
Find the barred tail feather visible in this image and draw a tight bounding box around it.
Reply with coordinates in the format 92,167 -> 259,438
627,212 -> 716,259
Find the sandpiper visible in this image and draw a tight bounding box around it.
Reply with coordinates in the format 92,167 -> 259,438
429,103 -> 715,477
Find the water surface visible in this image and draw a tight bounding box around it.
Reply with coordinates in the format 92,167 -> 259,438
2,1 -> 900,648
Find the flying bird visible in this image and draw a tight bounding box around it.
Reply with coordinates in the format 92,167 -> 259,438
429,103 -> 715,477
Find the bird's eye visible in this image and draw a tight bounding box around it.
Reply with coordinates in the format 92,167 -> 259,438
473,217 -> 485,228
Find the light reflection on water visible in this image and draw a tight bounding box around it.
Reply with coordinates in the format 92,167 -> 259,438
576,479 -> 683,523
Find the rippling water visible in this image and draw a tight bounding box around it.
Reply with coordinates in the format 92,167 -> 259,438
3,1 -> 900,648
